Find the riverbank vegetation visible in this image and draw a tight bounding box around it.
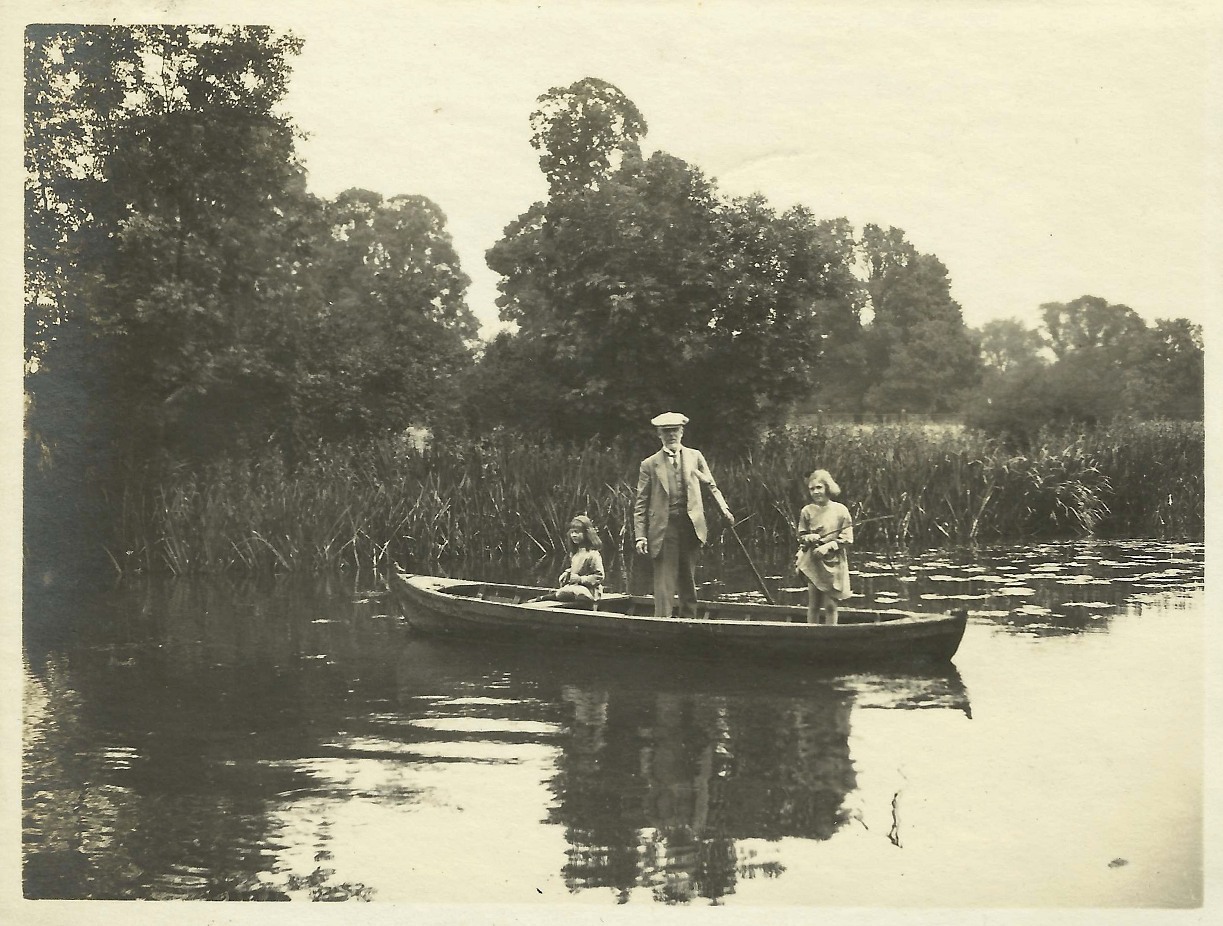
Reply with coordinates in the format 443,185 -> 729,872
24,27 -> 1204,585
92,420 -> 1202,578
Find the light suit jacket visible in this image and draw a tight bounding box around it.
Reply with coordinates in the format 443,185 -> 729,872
633,445 -> 729,557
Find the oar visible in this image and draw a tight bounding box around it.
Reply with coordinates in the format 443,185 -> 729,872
705,487 -> 775,605
728,520 -> 776,605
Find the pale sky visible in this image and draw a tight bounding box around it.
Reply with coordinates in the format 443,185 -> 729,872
5,0 -> 1220,342
265,0 -> 1223,338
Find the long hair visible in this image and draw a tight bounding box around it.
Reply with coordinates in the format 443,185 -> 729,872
567,515 -> 602,551
806,469 -> 842,498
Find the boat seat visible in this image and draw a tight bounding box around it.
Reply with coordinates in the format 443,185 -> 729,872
518,593 -> 631,612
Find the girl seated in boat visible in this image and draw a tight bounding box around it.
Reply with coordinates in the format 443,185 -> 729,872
547,515 -> 605,608
795,469 -> 854,625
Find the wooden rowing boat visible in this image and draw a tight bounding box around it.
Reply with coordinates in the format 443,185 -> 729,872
388,570 -> 968,666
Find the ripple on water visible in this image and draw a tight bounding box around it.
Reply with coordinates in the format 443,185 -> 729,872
1125,562 -> 1193,577
1012,605 -> 1053,617
441,697 -> 537,707
412,718 -> 560,736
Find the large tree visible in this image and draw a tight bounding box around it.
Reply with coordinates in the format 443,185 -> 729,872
858,238 -> 981,413
25,25 -> 311,583
977,317 -> 1048,376
1040,295 -> 1145,360
1034,295 -> 1201,420
1124,318 -> 1203,420
790,218 -> 870,414
298,189 -> 477,442
26,25 -> 310,465
966,296 -> 1203,443
482,81 -> 854,447
530,77 -> 647,196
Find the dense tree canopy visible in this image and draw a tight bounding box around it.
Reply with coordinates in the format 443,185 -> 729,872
298,189 -> 477,442
966,296 -> 1203,443
25,26 -> 477,582
978,318 -> 1048,375
1124,318 -> 1204,420
26,26 -> 477,465
476,79 -> 990,437
26,25 -> 311,463
481,81 -> 857,448
1041,295 -> 1145,360
530,77 -> 647,195
860,249 -> 981,413
25,25 -> 314,580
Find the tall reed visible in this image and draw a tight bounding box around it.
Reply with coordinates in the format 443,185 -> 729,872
106,421 -> 1203,576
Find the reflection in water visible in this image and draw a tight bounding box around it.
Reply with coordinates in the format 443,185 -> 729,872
23,576 -> 392,900
840,538 -> 1204,638
547,663 -> 972,903
21,540 -> 1202,904
551,687 -> 755,903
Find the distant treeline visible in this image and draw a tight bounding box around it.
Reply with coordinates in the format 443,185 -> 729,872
66,421 -> 1199,580
24,28 -> 1203,585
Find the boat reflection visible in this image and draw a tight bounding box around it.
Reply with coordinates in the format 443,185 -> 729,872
24,572 -> 972,903
545,661 -> 969,904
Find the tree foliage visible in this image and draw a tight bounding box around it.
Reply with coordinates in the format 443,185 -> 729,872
860,249 -> 981,412
479,81 -> 989,438
298,189 -> 477,442
482,83 -> 856,449
26,25 -> 310,463
530,77 -> 647,196
1041,295 -> 1145,360
25,26 -> 477,584
1124,318 -> 1204,420
26,26 -> 477,465
978,318 -> 1048,375
966,296 -> 1203,444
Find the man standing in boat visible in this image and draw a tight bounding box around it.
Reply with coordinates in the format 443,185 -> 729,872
634,412 -> 733,618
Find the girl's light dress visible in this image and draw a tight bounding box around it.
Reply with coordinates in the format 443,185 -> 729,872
559,548 -> 604,601
795,501 -> 854,600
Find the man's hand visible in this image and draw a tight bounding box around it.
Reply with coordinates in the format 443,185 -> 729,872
635,539 -> 648,556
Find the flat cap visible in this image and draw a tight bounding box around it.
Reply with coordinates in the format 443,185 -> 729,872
650,411 -> 689,428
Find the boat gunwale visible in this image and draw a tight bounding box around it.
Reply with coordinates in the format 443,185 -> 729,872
395,572 -> 967,631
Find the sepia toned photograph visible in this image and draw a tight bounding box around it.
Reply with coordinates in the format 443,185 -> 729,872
11,0 -> 1215,919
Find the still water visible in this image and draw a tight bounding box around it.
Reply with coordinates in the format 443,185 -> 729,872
23,540 -> 1203,906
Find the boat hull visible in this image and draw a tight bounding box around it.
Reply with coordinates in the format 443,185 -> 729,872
389,572 -> 967,666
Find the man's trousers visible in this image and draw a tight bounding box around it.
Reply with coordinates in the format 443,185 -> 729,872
653,514 -> 700,617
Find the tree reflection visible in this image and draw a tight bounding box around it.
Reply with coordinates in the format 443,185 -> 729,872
22,577 -> 396,900
549,681 -> 856,903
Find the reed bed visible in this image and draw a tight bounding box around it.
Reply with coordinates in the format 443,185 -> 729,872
106,421 -> 1203,576
1075,420 -> 1204,538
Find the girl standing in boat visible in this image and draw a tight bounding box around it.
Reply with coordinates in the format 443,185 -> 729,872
551,515 -> 605,608
796,470 -> 854,624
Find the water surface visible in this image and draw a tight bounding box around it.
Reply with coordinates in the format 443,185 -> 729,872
23,539 -> 1203,906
